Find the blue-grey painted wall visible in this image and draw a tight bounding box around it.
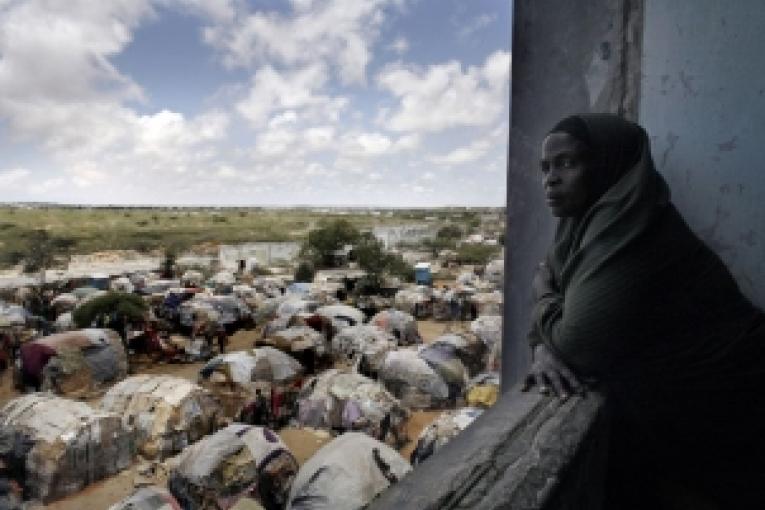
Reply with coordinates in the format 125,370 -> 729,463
502,0 -> 640,389
640,1 -> 765,307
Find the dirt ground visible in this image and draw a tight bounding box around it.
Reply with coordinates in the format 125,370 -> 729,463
9,319 -> 462,509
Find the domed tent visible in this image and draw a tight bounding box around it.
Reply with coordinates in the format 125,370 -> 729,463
198,348 -> 303,419
296,369 -> 408,441
331,325 -> 396,376
108,486 -> 182,510
17,328 -> 127,397
287,432 -> 411,510
470,315 -> 502,372
0,394 -> 133,503
410,407 -> 484,466
167,424 -> 299,510
380,346 -> 468,409
428,333 -> 487,377
100,374 -> 223,460
370,309 -> 421,345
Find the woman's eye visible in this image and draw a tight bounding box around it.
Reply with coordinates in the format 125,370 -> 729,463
561,158 -> 575,169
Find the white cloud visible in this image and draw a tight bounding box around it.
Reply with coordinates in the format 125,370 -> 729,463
304,126 -> 336,151
203,0 -> 406,84
377,50 -> 510,132
389,36 -> 409,54
0,167 -> 31,186
458,13 -> 496,39
236,64 -> 348,128
429,138 -> 491,165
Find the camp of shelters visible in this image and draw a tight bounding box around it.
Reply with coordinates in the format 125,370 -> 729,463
0,246 -> 503,509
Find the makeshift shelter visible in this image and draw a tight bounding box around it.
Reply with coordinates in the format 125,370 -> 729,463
429,333 -> 487,377
18,328 -> 127,397
483,259 -> 504,288
287,432 -> 411,510
53,311 -> 74,332
50,293 -> 78,313
0,394 -> 133,503
409,407 -> 484,466
470,315 -> 502,372
263,326 -> 327,357
313,304 -> 364,332
331,325 -> 396,376
110,276 -> 135,293
100,374 -> 223,460
199,348 -> 303,418
296,369 -> 408,440
466,372 -> 500,408
276,298 -> 317,318
181,270 -> 205,288
370,309 -> 421,345
380,347 -> 466,409
470,290 -> 503,316
167,424 -> 299,510
392,287 -> 432,319
108,486 -> 182,510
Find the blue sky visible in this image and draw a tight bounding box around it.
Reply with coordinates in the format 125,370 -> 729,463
0,0 -> 510,206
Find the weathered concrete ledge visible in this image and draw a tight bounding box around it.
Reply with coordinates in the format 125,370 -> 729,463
368,389 -> 608,510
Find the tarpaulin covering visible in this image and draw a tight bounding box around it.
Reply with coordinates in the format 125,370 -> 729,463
0,394 -> 134,503
417,343 -> 468,390
331,325 -> 396,374
370,310 -> 420,345
410,407 -> 483,466
313,305 -> 364,332
167,424 -> 298,510
392,288 -> 432,319
100,374 -> 223,460
380,349 -> 452,409
465,372 -> 500,408
108,486 -> 182,510
296,369 -> 407,437
428,333 -> 487,377
470,315 -> 502,372
287,432 -> 411,510
23,328 -> 127,397
266,327 -> 326,356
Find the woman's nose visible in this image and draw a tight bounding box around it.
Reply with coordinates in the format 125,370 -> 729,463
543,170 -> 561,188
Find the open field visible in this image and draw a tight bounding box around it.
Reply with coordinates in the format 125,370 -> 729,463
0,205 -> 505,268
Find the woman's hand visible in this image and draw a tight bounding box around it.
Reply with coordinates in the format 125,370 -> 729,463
522,343 -> 584,400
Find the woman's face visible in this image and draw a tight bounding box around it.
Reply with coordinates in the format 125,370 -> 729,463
540,132 -> 591,217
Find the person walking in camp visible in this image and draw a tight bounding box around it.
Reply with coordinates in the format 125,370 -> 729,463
241,389 -> 271,426
215,324 -> 227,354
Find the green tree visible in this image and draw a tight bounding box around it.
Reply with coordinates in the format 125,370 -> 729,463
21,229 -> 74,274
302,219 -> 360,268
353,233 -> 415,283
436,224 -> 462,240
294,261 -> 315,283
456,244 -> 500,266
72,291 -> 148,329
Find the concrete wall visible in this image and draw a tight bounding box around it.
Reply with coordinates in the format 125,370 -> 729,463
639,0 -> 765,307
218,241 -> 301,269
502,0 -> 643,388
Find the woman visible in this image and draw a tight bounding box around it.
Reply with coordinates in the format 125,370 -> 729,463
525,114 -> 765,508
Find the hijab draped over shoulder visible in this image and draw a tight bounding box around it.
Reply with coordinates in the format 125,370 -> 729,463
530,114 -> 765,387
530,113 -> 765,507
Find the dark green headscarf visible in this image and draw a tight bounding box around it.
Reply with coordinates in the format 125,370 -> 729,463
548,114 -> 670,293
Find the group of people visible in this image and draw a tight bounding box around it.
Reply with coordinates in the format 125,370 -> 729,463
239,385 -> 297,430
